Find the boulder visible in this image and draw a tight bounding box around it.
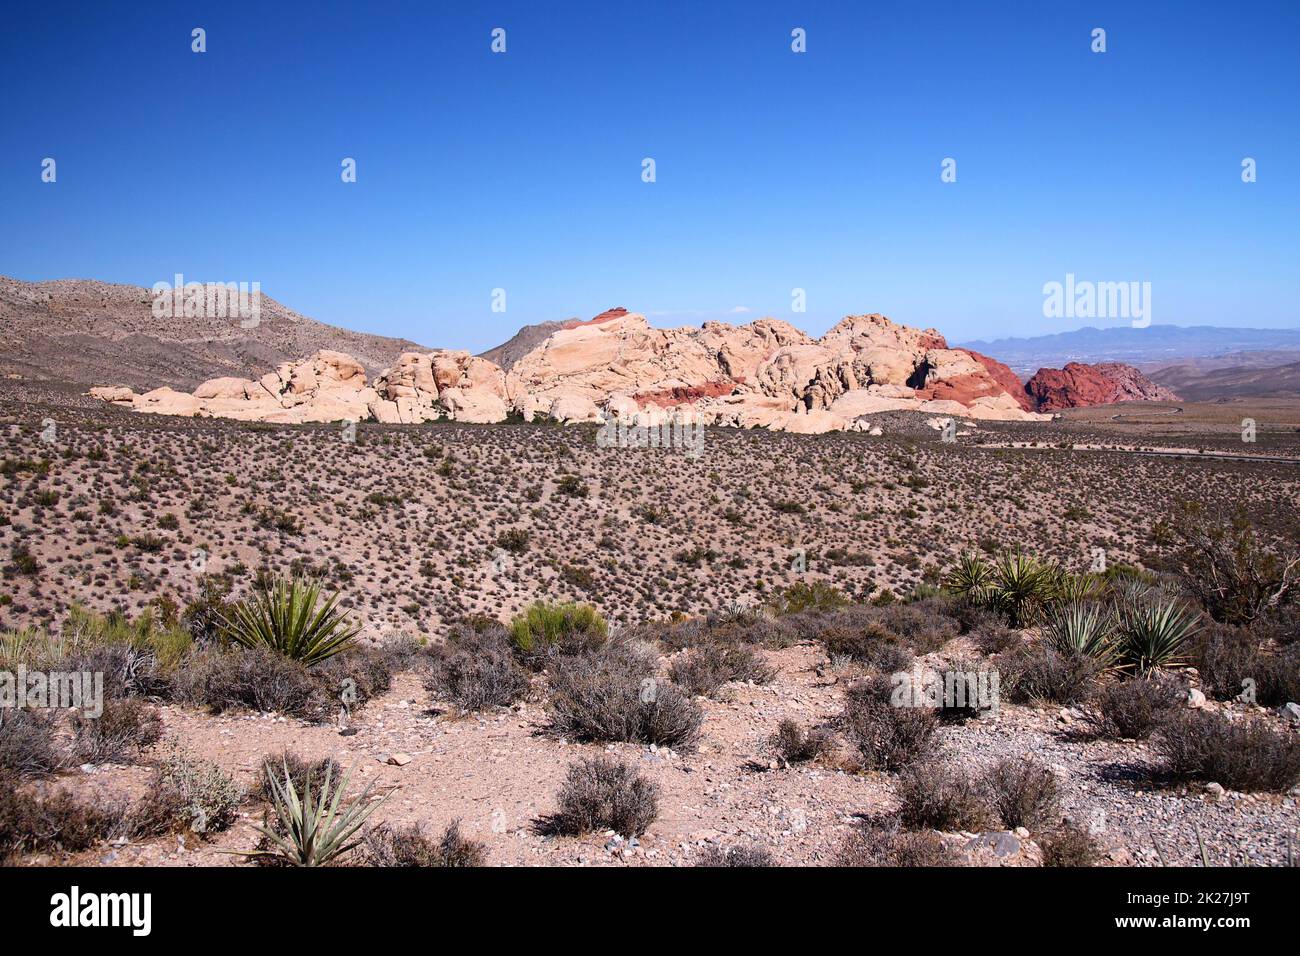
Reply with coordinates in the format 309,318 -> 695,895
89,385 -> 135,404
193,377 -> 255,400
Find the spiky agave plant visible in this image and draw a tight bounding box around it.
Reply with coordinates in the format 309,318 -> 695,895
990,549 -> 1058,627
1040,602 -> 1117,663
1115,597 -> 1201,675
945,552 -> 994,605
220,577 -> 358,665
251,760 -> 389,867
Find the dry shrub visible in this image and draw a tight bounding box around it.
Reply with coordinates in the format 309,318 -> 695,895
72,698 -> 162,763
174,643 -> 398,722
0,708 -> 61,777
1191,623 -> 1260,700
129,749 -> 242,837
818,619 -> 913,671
668,641 -> 775,697
547,647 -> 701,749
876,598 -> 961,654
544,755 -> 658,837
841,677 -> 936,771
986,758 -> 1060,831
1089,675 -> 1183,740
0,773 -> 122,860
364,820 -> 485,867
836,821 -> 956,866
696,845 -> 775,867
1039,822 -> 1101,867
174,645 -> 318,716
997,645 -> 1102,705
770,718 -> 833,764
425,628 -> 530,712
1157,710 -> 1300,793
896,761 -> 995,832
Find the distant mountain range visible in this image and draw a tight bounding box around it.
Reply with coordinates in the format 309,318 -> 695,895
958,325 -> 1300,377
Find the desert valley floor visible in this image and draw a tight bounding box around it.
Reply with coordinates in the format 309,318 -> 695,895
2,386 -> 1298,867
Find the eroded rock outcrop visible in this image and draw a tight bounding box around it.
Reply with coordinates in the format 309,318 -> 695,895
90,309 -> 1055,432
1024,362 -> 1180,411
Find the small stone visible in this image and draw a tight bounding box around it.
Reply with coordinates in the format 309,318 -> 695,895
1278,702 -> 1300,723
1013,827 -> 1030,839
386,753 -> 412,766
1204,782 -> 1225,801
1187,688 -> 1207,709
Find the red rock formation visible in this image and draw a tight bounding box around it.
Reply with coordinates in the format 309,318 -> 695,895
957,348 -> 1035,412
632,381 -> 739,407
1025,362 -> 1181,411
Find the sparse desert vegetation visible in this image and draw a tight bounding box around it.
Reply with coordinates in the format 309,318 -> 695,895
0,395 -> 1297,867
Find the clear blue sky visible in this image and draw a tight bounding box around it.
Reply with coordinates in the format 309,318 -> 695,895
2,0 -> 1296,351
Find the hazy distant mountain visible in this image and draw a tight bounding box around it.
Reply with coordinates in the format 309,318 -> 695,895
1148,359 -> 1300,401
0,276 -> 431,391
958,325 -> 1300,377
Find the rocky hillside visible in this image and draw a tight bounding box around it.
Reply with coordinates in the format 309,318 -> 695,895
1024,361 -> 1180,411
0,276 -> 429,391
480,317 -> 580,371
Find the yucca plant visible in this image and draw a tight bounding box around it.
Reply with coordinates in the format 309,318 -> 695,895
249,760 -> 389,867
220,577 -> 358,665
1041,602 -> 1117,663
1115,597 -> 1201,675
945,551 -> 994,605
990,550 -> 1058,627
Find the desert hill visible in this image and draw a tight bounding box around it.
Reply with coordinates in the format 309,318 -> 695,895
0,276 -> 430,391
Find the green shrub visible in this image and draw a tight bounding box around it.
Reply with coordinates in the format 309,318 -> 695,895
508,601 -> 608,659
768,581 -> 849,616
1041,602 -> 1116,662
130,749 -> 243,837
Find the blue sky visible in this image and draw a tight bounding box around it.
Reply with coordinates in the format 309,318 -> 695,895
1,0 -> 1296,351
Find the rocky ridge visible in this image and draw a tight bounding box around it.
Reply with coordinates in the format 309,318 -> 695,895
91,308 -> 1055,432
